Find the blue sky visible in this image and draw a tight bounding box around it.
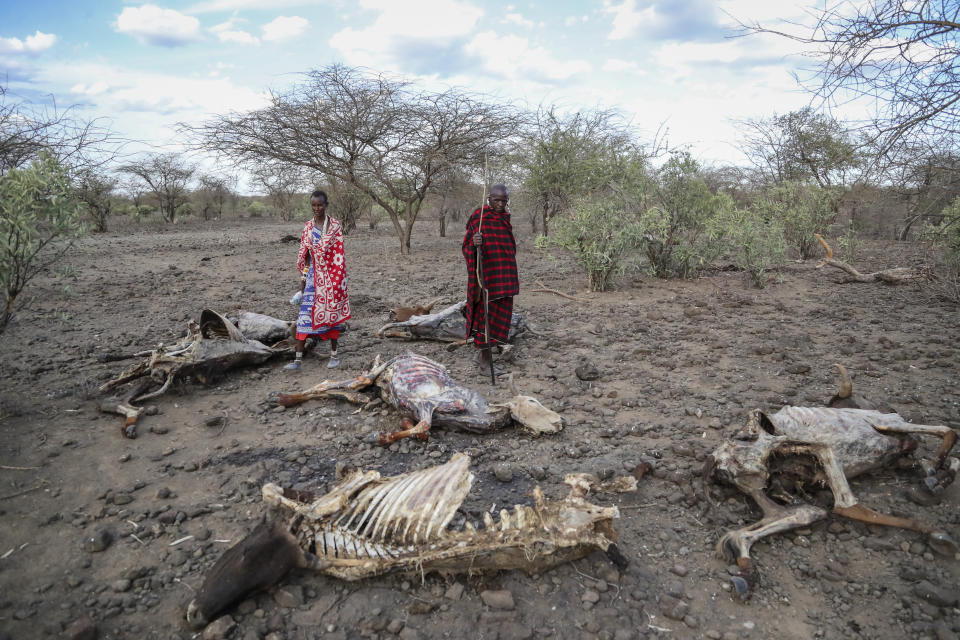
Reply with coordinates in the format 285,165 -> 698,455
1,0 -> 830,179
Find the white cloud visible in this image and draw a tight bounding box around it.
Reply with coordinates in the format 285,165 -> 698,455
115,5 -> 203,47
188,0 -> 323,12
54,62 -> 268,117
604,0 -> 654,40
330,0 -> 482,71
467,31 -> 591,81
262,16 -> 309,42
211,19 -> 260,45
603,58 -> 644,75
0,30 -> 58,54
70,81 -> 110,96
651,34 -> 802,76
504,13 -> 534,29
564,16 -> 577,27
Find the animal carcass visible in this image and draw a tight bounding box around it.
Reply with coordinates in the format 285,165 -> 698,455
704,382 -> 958,597
185,453 -> 625,629
376,300 -> 529,343
98,310 -> 280,437
275,352 -> 562,444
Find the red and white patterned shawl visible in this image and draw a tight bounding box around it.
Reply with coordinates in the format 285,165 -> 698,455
297,216 -> 351,330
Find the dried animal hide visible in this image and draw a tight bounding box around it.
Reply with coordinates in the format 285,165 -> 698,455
98,310 -> 279,436
376,300 -> 530,343
186,453 -> 624,629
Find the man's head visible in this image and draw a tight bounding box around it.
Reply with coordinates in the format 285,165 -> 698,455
488,184 -> 508,213
311,190 -> 328,217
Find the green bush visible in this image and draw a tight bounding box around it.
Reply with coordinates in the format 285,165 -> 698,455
923,197 -> 960,273
538,196 -> 646,292
0,152 -> 85,331
754,181 -> 838,259
641,152 -> 733,278
708,206 -> 787,288
247,201 -> 268,218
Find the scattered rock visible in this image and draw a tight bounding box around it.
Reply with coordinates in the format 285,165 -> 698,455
203,615 -> 236,640
659,594 -> 689,620
149,424 -> 169,434
492,463 -> 514,483
63,616 -> 96,640
444,582 -> 465,601
83,527 -> 113,553
913,581 -> 958,607
480,589 -> 515,610
273,585 -> 304,608
575,360 -> 600,381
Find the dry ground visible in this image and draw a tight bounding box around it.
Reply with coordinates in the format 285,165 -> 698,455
0,217 -> 958,640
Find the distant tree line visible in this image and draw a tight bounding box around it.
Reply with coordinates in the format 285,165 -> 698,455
3,0 -> 960,332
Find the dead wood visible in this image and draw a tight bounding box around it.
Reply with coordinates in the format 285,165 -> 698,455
530,280 -> 590,302
814,234 -> 930,284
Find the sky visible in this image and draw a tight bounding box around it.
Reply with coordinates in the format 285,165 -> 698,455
0,0 -> 835,187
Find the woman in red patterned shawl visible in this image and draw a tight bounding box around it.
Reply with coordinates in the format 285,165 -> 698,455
285,190 -> 351,371
462,184 -> 518,375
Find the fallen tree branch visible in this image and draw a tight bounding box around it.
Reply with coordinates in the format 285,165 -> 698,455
530,280 -> 590,302
814,235 -> 930,284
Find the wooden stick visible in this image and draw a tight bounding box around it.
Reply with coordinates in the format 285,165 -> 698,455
530,280 -> 590,303
814,234 -> 928,284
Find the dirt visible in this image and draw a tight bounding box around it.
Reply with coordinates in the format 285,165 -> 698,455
0,217 -> 958,640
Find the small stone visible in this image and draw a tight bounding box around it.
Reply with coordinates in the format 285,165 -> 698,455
63,616 -> 96,640
492,463 -> 514,483
149,424 -> 169,435
83,527 -> 113,553
785,363 -> 810,375
273,585 -> 304,608
669,564 -> 688,577
155,486 -> 171,499
398,628 -> 422,640
659,594 -> 689,620
203,615 -> 236,640
387,619 -> 405,634
444,582 -> 465,600
581,589 -> 600,604
913,581 -> 958,607
575,360 -> 600,381
480,589 -> 515,610
111,579 -> 131,593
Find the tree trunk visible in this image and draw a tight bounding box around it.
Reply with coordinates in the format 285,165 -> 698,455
439,212 -> 446,237
541,202 -> 549,236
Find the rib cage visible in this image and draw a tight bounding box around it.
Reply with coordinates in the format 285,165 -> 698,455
262,453 -> 620,580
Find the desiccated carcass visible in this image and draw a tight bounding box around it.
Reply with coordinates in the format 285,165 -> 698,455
704,379 -> 958,598
98,310 -> 278,437
275,352 -> 562,444
226,310 -> 295,346
185,453 -> 626,629
388,298 -> 441,322
376,300 -> 529,344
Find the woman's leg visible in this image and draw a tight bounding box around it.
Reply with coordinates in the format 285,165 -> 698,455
284,338 -> 306,370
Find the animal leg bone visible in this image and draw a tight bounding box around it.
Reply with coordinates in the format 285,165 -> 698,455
275,375 -> 375,407
717,483 -> 827,597
367,418 -> 432,446
806,441 -> 958,554
870,421 -> 957,468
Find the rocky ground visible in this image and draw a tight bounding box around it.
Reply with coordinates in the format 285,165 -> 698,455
0,217 -> 958,640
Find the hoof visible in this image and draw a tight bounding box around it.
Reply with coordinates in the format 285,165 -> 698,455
122,425 -> 137,439
717,534 -> 739,563
928,532 -> 958,556
731,576 -> 751,601
365,432 -> 385,445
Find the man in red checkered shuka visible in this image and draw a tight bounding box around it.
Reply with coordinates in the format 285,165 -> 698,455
462,184 -> 519,375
